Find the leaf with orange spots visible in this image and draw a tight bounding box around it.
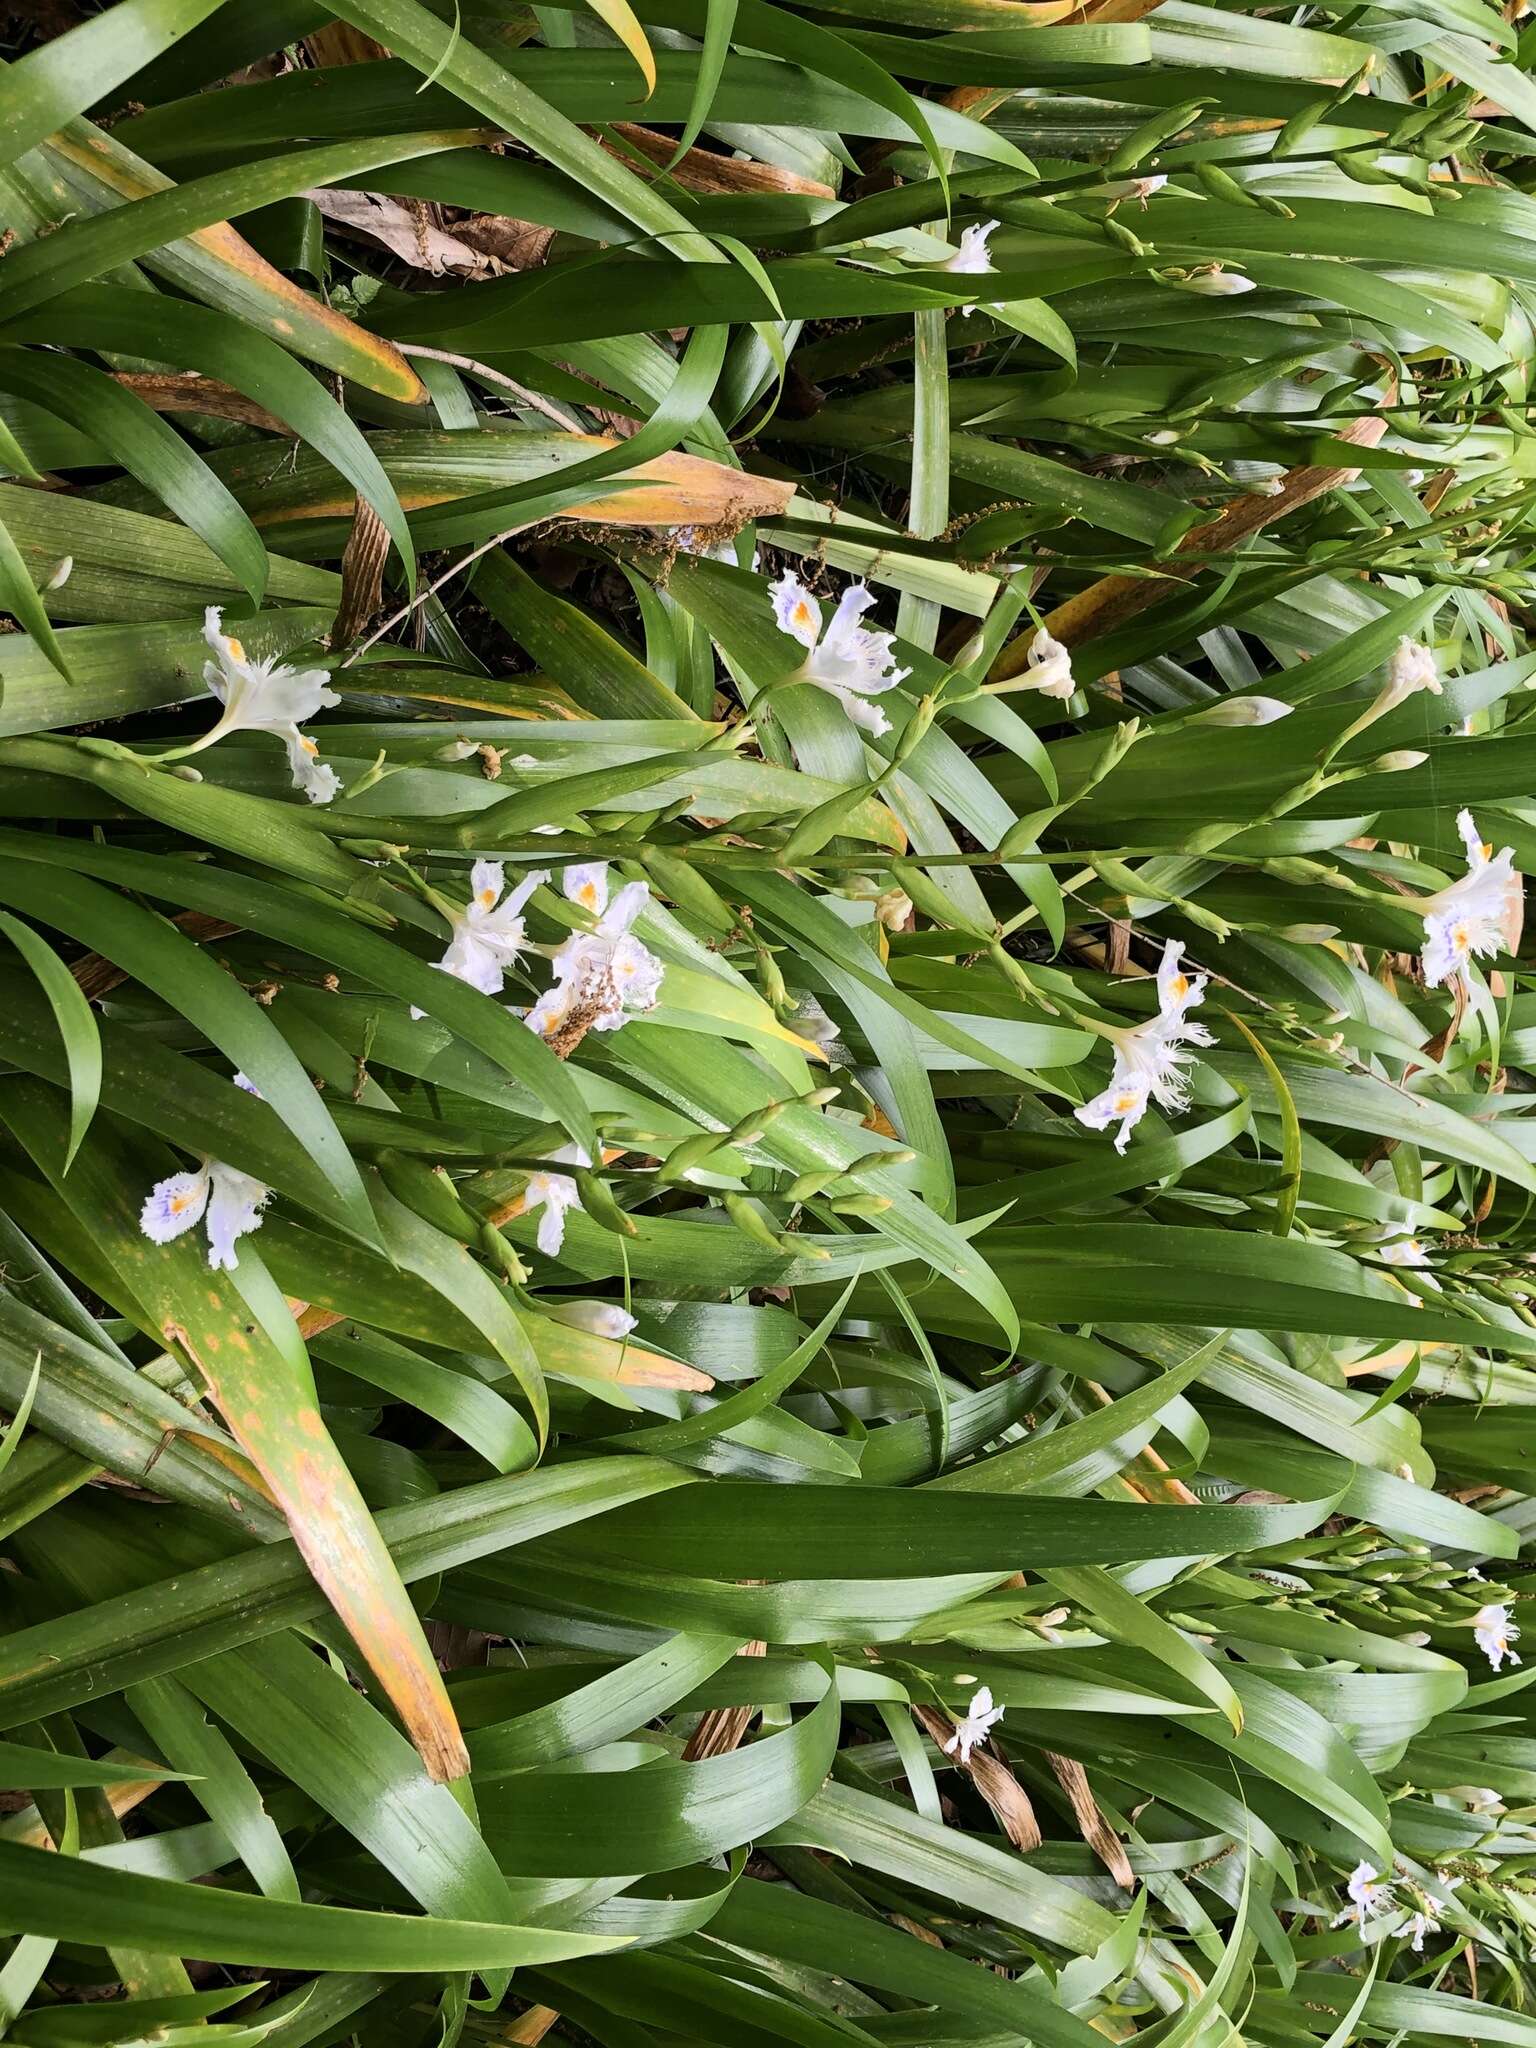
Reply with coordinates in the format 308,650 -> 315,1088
0,1084 -> 470,1785
24,121 -> 433,405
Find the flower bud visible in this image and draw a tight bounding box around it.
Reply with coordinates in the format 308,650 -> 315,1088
1181,266 -> 1256,295
1192,695 -> 1293,726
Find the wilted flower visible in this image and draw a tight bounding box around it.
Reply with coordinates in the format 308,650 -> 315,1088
787,995 -> 841,1046
1076,940 -> 1214,1153
874,887 -> 913,931
1405,1876 -> 1462,1952
943,1686 -> 1005,1764
1420,809 -> 1523,990
770,575 -> 911,737
141,1156 -> 270,1271
521,1143 -> 592,1257
525,864 -> 665,1049
1328,640 -> 1442,764
1474,1602 -> 1521,1672
1098,174 -> 1166,204
1383,635 -> 1442,708
1460,1785 -> 1504,1813
196,608 -> 342,803
1332,1862 -> 1395,1929
943,220 -> 998,314
1020,627 -> 1075,700
672,524 -> 753,567
437,737 -> 479,762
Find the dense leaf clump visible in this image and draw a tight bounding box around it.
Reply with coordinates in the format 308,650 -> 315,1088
2,1 -> 1536,2043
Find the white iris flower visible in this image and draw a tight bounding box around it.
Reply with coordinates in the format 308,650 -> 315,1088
1376,1232 -> 1440,1293
1332,1862 -> 1395,1930
197,608 -> 342,803
770,575 -> 911,738
418,861 -> 547,1012
1075,940 -> 1214,1153
943,1685 -> 1005,1765
521,1142 -> 592,1257
1406,1877 -> 1462,1952
1421,809 -> 1522,990
525,863 -> 665,1044
1474,1602 -> 1521,1672
140,1156 -> 271,1271
943,219 -> 999,315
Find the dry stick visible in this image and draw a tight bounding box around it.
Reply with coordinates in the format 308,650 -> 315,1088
394,342 -> 585,433
987,411 -> 1391,680
108,372 -> 294,436
503,2009 -> 561,2046
684,1627 -> 766,1760
339,520 -> 542,666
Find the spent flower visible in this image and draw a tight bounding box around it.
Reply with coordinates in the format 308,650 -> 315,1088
1383,635 -> 1442,709
1016,627 -> 1075,700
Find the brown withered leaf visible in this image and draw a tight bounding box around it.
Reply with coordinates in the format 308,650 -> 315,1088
305,22 -> 391,61
914,1705 -> 1043,1852
502,2009 -> 561,2046
453,216 -> 556,271
333,495 -> 391,648
109,373 -> 292,436
604,122 -> 835,197
307,188 -> 499,277
889,1914 -> 945,1948
684,1636 -> 766,1760
988,411 -> 1391,678
1046,1751 -> 1134,1889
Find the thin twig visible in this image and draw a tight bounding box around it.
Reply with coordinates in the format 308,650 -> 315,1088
339,522 -> 537,666
394,342 -> 585,433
